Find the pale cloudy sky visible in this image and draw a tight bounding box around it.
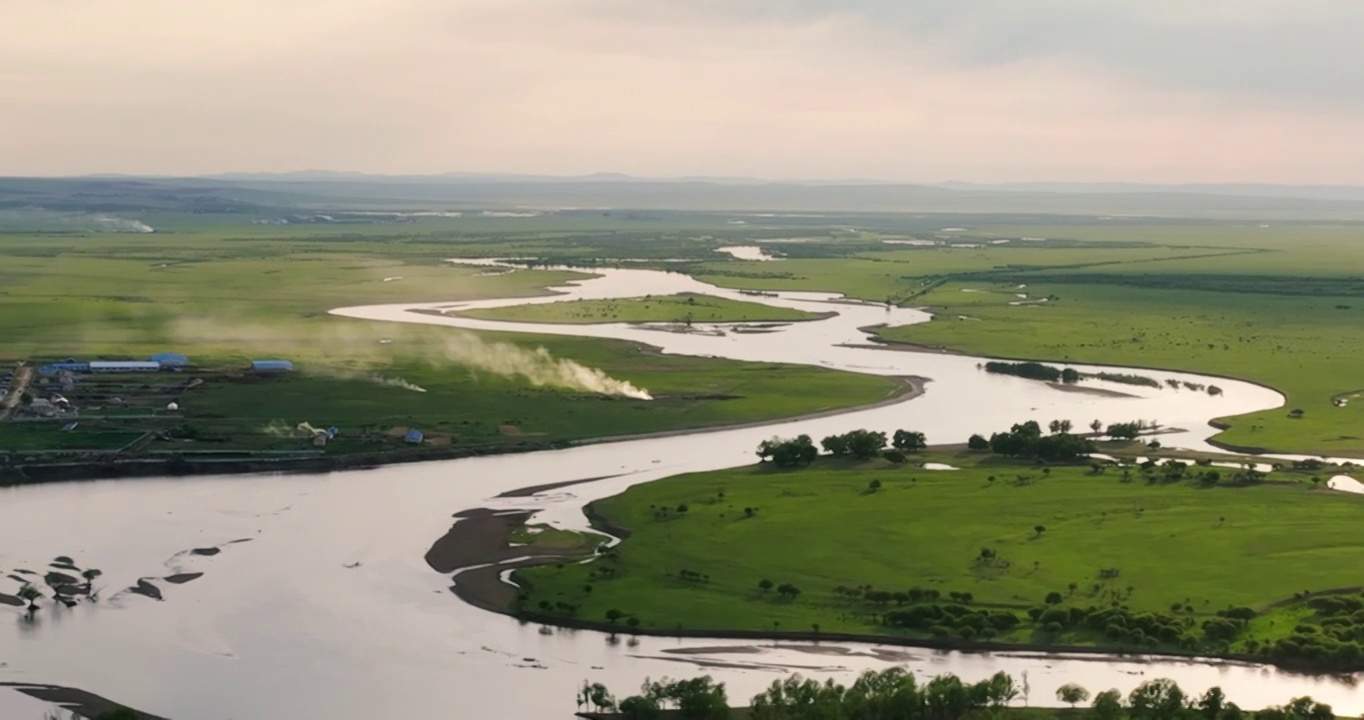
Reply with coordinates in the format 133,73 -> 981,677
3,0 -> 1363,182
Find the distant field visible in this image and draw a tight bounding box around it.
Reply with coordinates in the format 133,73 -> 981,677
877,281 -> 1364,456
461,293 -> 824,325
6,212 -> 1364,459
516,450 -> 1364,665
0,227 -> 899,459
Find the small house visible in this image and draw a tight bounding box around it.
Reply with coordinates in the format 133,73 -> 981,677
404,429 -> 424,445
251,360 -> 295,374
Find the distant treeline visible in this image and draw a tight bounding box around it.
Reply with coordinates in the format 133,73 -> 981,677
982,362 -> 1221,395
578,668 -> 1338,720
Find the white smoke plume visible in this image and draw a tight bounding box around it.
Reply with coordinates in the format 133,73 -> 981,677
94,216 -> 155,233
439,334 -> 651,399
167,317 -> 652,400
369,375 -> 427,393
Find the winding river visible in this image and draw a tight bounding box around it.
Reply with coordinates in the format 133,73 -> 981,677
3,263 -> 1360,719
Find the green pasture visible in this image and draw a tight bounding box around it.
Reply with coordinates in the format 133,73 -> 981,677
515,451 -> 1364,656
0,229 -> 898,455
877,282 -> 1364,456
461,293 -> 823,325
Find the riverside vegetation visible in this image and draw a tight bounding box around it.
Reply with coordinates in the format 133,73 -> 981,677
575,669 -> 1339,720
515,424 -> 1364,672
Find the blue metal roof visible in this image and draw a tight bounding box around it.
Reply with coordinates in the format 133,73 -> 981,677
151,352 -> 190,366
404,429 -> 424,443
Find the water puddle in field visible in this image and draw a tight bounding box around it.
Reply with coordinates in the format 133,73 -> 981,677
1327,475 -> 1364,495
5,261 -> 1361,719
715,245 -> 781,261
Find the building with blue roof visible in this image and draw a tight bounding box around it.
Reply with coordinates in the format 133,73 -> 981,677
151,352 -> 190,368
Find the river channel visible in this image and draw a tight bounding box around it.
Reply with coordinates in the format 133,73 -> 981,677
2,262 -> 1359,719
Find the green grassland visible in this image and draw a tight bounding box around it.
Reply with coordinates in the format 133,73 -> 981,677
0,227 -> 899,460
677,221 -> 1364,457
515,451 -> 1364,667
876,282 -> 1364,456
461,293 -> 824,325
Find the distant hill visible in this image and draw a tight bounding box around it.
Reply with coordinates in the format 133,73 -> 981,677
5,173 -> 1364,219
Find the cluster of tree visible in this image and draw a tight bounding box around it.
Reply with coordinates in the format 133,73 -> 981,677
586,675 -> 730,719
756,579 -> 802,600
988,421 -> 1095,461
1092,371 -> 1162,388
1104,421 -> 1151,441
14,560 -> 104,619
756,429 -> 928,467
756,435 -> 819,467
821,430 -> 889,459
983,360 -> 1080,384
881,603 -> 1021,640
588,670 -> 1337,720
1257,594 -> 1364,668
834,585 -> 973,607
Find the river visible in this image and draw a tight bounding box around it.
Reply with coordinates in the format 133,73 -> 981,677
3,263 -> 1359,719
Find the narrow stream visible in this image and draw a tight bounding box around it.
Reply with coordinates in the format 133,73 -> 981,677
1,264 -> 1357,720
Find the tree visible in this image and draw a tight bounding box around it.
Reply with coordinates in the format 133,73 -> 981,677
867,479 -> 882,493
1106,421 -> 1143,441
585,682 -> 617,713
1128,678 -> 1186,720
757,579 -> 774,593
1197,686 -> 1226,720
81,568 -> 102,599
17,583 -> 42,615
891,429 -> 927,453
1034,525 -> 1046,538
1044,591 -> 1064,605
618,695 -> 663,720
1056,683 -> 1090,707
967,434 -> 990,451
1090,419 -> 1104,435
821,434 -> 850,457
1092,689 -> 1125,720
606,608 -> 624,625
983,671 -> 1018,709
757,435 -> 818,468
626,616 -> 641,631
1048,419 -> 1073,435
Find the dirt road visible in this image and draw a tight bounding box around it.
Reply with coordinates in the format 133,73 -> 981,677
0,364 -> 33,420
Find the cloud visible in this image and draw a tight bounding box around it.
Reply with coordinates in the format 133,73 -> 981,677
2,0 -> 1363,182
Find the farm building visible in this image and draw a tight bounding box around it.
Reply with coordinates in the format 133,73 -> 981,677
151,352 -> 190,368
38,361 -> 90,375
90,361 -> 161,373
250,360 -> 295,374
404,429 -> 424,444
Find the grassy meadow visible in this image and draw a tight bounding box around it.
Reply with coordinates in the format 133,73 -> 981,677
461,293 -> 824,325
515,449 -> 1364,666
877,280 -> 1364,456
686,221 -> 1364,456
0,226 -> 898,459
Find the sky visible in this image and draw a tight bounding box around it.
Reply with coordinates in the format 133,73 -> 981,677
3,0 -> 1363,182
